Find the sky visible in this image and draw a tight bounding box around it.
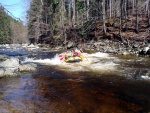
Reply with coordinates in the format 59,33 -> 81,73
0,0 -> 29,23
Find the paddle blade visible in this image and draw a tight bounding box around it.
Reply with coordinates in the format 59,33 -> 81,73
59,54 -> 62,57
60,57 -> 63,60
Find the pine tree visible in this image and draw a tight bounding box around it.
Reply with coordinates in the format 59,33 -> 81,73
0,6 -> 12,44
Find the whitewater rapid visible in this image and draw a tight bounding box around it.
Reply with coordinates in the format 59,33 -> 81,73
22,52 -> 119,75
0,44 -> 149,80
22,51 -> 150,80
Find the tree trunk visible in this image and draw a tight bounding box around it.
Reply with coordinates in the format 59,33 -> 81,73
148,0 -> 150,27
68,0 -> 71,26
109,0 -> 112,18
61,0 -> 67,46
132,0 -> 135,15
102,0 -> 106,35
119,0 -> 123,34
135,0 -> 139,33
87,0 -> 89,21
124,0 -> 128,31
72,0 -> 76,27
41,0 -> 43,5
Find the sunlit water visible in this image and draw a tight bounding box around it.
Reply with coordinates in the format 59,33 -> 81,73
0,45 -> 150,113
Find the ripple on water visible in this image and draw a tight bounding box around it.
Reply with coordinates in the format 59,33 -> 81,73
0,48 -> 149,112
23,52 -> 119,76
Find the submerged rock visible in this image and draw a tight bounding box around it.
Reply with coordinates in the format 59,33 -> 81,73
19,63 -> 37,72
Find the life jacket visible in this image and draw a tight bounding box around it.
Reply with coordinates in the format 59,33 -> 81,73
58,54 -> 64,60
73,49 -> 81,57
65,51 -> 72,59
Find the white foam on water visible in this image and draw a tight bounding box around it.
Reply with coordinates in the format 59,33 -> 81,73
141,76 -> 150,80
23,52 -> 118,73
89,52 -> 110,58
34,54 -> 63,65
22,55 -> 61,65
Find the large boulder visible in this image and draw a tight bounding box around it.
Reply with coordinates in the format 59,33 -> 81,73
3,68 -> 17,76
0,57 -> 19,77
139,46 -> 150,56
0,57 -> 19,69
19,63 -> 37,72
67,41 -> 74,49
26,44 -> 39,51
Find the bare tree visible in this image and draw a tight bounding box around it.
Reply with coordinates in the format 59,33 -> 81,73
135,0 -> 139,33
67,0 -> 72,26
148,0 -> 150,27
72,0 -> 76,27
124,0 -> 128,31
86,0 -> 89,21
119,0 -> 123,34
102,0 -> 106,34
10,21 -> 28,44
109,0 -> 112,18
60,0 -> 67,46
132,0 -> 135,15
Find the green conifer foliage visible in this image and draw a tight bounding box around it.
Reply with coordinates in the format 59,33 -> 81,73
0,6 -> 12,44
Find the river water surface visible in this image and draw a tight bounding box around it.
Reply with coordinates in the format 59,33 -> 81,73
0,45 -> 150,113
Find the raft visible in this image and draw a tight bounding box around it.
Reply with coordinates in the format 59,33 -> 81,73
58,49 -> 84,63
65,55 -> 84,63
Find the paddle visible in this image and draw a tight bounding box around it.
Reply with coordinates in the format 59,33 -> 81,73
79,48 -> 89,62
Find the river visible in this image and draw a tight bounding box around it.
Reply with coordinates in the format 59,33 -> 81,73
0,44 -> 150,113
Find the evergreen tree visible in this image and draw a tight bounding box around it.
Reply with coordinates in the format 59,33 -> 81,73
0,6 -> 12,44
0,5 -> 27,44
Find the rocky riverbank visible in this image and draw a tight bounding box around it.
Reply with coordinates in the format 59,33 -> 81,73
0,55 -> 37,77
64,38 -> 150,57
0,40 -> 149,77
0,44 -> 39,77
54,18 -> 150,57
78,39 -> 150,56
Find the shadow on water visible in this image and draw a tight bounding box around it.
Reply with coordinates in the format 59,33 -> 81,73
0,67 -> 150,113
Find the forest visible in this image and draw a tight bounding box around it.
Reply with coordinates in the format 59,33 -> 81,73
0,0 -> 150,55
0,4 -> 27,44
27,0 -> 150,53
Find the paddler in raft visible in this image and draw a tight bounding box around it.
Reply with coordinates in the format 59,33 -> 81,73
59,48 -> 84,62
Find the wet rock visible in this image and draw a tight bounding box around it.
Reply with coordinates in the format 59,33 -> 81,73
121,51 -> 130,55
19,63 -> 37,72
113,34 -> 124,42
0,57 -> 19,77
0,67 -> 18,77
139,46 -> 150,56
0,57 -> 19,69
3,68 -> 17,76
146,49 -> 150,56
0,55 -> 9,62
25,44 -> 40,51
133,44 -> 139,48
99,42 -> 106,46
0,69 -> 4,77
67,41 -> 74,49
143,46 -> 149,52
